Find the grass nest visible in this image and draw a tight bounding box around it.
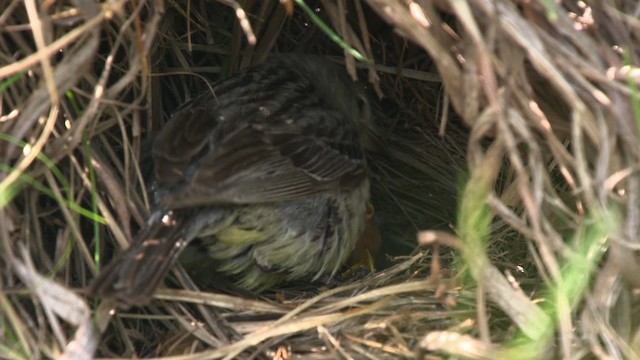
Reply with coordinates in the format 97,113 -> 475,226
2,0 -> 640,359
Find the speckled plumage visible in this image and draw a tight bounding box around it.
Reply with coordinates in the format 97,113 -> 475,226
90,55 -> 371,306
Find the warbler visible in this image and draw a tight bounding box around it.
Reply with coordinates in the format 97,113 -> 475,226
89,54 -> 372,306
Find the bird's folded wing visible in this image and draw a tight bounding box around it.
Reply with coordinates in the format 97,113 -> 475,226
153,98 -> 366,208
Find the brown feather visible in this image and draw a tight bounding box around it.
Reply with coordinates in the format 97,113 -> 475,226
152,57 -> 366,208
89,54 -> 371,307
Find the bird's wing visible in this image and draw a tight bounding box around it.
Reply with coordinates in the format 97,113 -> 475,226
152,92 -> 366,209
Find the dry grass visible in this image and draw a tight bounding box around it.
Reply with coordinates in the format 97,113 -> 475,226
1,0 -> 640,359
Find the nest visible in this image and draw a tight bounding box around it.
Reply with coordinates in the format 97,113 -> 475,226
2,0 -> 640,359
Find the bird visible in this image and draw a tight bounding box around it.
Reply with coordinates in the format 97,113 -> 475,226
89,54 -> 372,307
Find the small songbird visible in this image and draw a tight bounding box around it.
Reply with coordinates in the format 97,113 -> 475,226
89,54 -> 372,307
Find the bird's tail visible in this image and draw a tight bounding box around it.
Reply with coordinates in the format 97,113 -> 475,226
89,209 -> 192,307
